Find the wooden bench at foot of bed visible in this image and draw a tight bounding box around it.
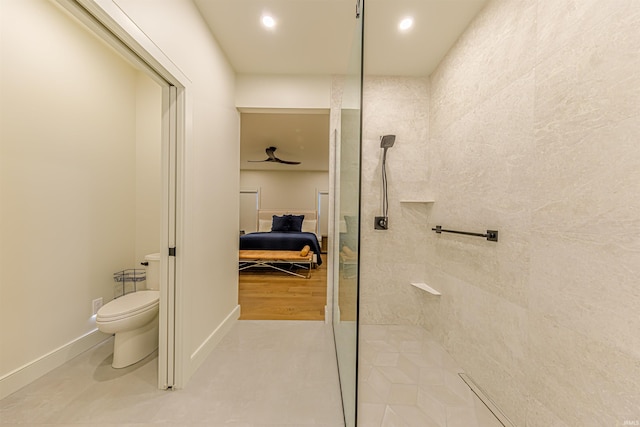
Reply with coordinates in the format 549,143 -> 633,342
238,249 -> 315,279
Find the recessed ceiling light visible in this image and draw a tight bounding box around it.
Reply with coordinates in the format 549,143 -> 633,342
399,17 -> 413,32
261,15 -> 276,29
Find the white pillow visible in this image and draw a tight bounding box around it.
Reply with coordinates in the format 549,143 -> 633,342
302,219 -> 317,234
258,219 -> 272,232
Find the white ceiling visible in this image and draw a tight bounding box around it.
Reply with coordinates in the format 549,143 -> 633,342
364,0 -> 489,76
193,0 -> 488,170
194,0 -> 488,76
194,0 -> 356,75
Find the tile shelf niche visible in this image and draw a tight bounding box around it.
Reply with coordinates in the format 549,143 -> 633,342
399,199 -> 435,203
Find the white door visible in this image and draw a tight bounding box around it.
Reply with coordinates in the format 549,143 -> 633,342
158,85 -> 179,389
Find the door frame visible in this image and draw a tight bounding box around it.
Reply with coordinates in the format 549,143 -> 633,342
55,0 -> 190,389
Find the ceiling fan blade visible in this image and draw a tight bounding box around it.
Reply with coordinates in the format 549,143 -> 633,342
275,158 -> 301,165
248,146 -> 300,165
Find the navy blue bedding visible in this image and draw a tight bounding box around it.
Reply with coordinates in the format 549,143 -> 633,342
239,232 -> 323,265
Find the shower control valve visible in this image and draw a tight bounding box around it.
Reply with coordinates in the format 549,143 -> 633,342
374,216 -> 388,230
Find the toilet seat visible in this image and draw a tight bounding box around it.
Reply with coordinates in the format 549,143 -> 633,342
97,290 -> 159,322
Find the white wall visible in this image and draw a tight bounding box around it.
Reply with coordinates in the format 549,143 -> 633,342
0,0 -> 159,397
135,73 -> 162,263
112,0 -> 240,384
236,74 -> 332,110
240,170 -> 328,212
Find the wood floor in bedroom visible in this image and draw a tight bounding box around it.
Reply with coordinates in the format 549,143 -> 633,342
238,255 -> 328,321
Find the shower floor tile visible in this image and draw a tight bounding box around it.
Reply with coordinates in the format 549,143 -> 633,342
358,324 -> 504,427
0,320 -> 344,426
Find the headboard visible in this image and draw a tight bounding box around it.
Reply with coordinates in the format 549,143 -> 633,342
257,209 -> 318,234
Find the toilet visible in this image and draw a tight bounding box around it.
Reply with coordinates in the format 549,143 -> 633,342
96,253 -> 160,368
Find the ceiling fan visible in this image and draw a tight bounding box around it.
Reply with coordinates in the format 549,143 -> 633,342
248,146 -> 301,165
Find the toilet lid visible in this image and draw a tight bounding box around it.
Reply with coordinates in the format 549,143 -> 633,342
97,290 -> 159,321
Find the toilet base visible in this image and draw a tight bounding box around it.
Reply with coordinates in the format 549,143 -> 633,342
111,312 -> 159,369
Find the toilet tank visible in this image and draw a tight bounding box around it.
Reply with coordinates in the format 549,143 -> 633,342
144,253 -> 161,290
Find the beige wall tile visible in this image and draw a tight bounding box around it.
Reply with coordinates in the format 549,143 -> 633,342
530,232 -> 640,358
359,76 -> 431,325
429,0 -> 537,133
536,0 -> 638,63
360,1 -> 640,425
527,314 -> 640,426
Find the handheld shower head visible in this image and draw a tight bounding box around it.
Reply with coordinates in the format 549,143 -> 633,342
380,135 -> 396,149
376,135 -> 396,231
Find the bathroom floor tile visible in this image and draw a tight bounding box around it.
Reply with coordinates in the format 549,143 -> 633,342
0,320 -> 344,426
358,324 -> 504,427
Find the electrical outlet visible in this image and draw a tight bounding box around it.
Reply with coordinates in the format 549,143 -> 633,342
92,297 -> 103,315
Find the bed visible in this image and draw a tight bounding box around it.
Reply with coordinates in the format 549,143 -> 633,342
239,248 -> 314,279
238,210 -> 323,277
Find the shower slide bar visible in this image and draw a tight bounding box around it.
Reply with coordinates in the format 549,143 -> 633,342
432,225 -> 499,242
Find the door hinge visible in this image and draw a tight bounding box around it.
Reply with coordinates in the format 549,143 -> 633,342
169,247 -> 176,257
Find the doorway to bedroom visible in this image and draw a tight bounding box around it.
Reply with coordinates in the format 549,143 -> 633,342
238,110 -> 331,321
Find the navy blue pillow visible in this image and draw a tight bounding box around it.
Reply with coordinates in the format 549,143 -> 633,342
288,215 -> 305,232
272,215 -> 290,231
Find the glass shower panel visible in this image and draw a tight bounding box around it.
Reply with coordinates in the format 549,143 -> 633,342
333,3 -> 363,426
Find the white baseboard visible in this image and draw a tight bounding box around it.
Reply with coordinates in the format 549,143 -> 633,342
0,329 -> 111,400
188,304 -> 240,376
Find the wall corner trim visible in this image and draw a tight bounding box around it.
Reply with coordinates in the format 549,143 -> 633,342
0,329 -> 111,400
